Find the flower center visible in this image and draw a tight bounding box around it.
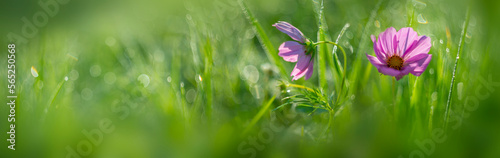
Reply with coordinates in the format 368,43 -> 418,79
387,55 -> 404,70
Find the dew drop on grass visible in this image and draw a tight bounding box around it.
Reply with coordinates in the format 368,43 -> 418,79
167,76 -> 172,83
197,74 -> 203,82
138,74 -> 150,88
64,76 -> 68,81
457,82 -> 464,100
81,88 -> 93,100
429,68 -> 434,75
446,48 -> 450,53
180,82 -> 184,88
90,65 -> 102,77
431,92 -> 438,101
417,14 -> 428,24
104,72 -> 116,84
31,66 -> 39,78
412,0 -> 427,9
439,39 -> 444,44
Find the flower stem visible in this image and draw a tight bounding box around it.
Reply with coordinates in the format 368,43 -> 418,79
393,77 -> 397,120
314,41 -> 347,108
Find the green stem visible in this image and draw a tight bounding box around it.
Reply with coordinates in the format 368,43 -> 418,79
393,77 -> 397,120
314,41 -> 347,108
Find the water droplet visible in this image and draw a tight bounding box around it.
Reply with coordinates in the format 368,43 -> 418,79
431,92 -> 438,101
90,65 -> 102,77
31,66 -> 39,78
64,76 -> 68,81
413,0 -> 427,9
198,75 -> 203,82
105,37 -> 116,47
350,95 -> 356,100
104,72 -> 116,84
417,14 -> 428,24
180,82 -> 184,88
439,39 -> 444,44
81,88 -> 93,100
456,56 -> 459,60
70,70 -> 79,81
429,68 -> 434,75
374,20 -> 380,28
167,76 -> 172,83
457,82 -> 464,100
446,48 -> 450,53
137,74 -> 150,87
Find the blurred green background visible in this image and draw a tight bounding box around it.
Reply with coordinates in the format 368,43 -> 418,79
1,0 -> 500,157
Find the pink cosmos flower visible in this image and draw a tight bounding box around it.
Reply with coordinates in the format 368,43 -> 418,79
366,27 -> 432,80
273,21 -> 314,81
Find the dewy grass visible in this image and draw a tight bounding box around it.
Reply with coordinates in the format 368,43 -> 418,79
313,0 -> 329,90
445,7 -> 471,130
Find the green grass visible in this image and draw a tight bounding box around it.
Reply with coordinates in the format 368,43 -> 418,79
1,0 -> 500,158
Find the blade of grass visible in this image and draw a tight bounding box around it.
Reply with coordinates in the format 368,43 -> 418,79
203,37 -> 214,123
239,0 -> 288,78
330,23 -> 350,84
243,96 -> 276,135
444,7 -> 471,130
312,0 -> 329,90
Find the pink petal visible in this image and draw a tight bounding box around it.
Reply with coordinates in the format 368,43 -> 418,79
304,61 -> 314,80
395,63 -> 418,80
278,41 -> 306,62
291,55 -> 312,76
378,27 -> 397,57
404,53 -> 429,65
396,27 -> 419,57
366,54 -> 385,66
403,36 -> 431,60
370,35 -> 377,43
291,55 -> 313,80
273,21 -> 306,43
373,37 -> 387,62
410,54 -> 432,76
376,66 -> 401,77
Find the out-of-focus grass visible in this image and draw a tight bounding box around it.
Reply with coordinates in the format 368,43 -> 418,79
0,0 -> 500,157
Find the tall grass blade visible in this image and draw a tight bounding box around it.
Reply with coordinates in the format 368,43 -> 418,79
239,0 -> 288,78
444,7 -> 471,129
312,0 -> 329,90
